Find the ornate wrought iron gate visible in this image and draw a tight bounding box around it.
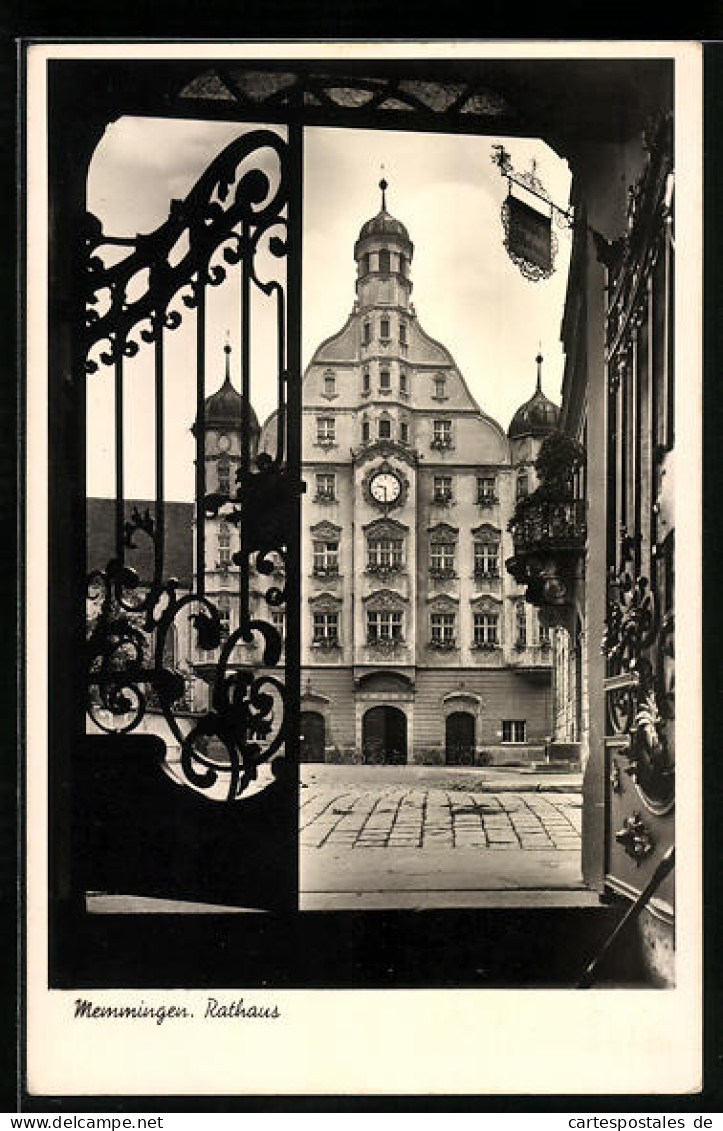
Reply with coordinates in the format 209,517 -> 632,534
78,127 -> 303,909
602,115 -> 675,919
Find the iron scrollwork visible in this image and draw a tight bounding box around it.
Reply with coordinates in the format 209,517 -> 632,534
84,130 -> 294,802
615,812 -> 655,864
603,536 -> 674,815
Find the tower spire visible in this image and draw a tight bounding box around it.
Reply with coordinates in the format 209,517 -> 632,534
379,167 -> 388,212
224,332 -> 232,383
535,347 -> 543,393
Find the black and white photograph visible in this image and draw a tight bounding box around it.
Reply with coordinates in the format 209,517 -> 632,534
23,40 -> 703,1097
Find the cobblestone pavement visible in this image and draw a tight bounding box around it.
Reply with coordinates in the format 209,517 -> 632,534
300,785 -> 582,852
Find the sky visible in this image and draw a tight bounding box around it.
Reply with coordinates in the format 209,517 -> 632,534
85,118 -> 572,501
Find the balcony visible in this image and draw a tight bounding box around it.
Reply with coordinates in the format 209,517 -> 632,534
506,498 -> 586,617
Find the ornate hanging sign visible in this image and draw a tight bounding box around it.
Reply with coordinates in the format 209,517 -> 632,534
503,193 -> 553,278
491,144 -> 572,283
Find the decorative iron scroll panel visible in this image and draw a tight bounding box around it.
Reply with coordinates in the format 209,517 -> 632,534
84,128 -> 300,804
602,116 -> 674,911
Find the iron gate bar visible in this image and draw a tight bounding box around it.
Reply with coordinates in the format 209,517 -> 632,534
84,127 -> 298,805
114,353 -> 124,565
194,281 -> 206,600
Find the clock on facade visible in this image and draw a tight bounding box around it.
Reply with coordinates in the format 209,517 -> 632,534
370,470 -> 402,505
218,433 -> 231,452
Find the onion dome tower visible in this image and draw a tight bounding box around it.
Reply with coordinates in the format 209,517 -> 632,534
192,340 -> 261,491
508,352 -> 560,441
353,177 -> 415,312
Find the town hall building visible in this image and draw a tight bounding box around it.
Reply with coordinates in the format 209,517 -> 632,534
255,181 -> 560,765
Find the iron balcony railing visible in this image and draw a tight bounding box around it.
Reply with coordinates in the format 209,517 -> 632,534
510,499 -> 587,552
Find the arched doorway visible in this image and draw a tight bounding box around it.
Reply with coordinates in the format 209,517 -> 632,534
300,711 -> 326,763
446,712 -> 476,766
362,706 -> 407,765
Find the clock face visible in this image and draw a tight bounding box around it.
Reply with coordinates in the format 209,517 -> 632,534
218,433 -> 231,452
370,471 -> 401,504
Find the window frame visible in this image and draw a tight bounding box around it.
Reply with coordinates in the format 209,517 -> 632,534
502,720 -> 527,744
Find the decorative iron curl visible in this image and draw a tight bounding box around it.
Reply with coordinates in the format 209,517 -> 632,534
83,129 -> 289,372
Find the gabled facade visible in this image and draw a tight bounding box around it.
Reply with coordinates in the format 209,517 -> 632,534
259,183 -> 559,765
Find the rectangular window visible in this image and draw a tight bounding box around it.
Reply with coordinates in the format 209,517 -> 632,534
368,537 -> 403,569
380,317 -> 390,340
324,373 -> 336,396
218,462 -> 230,495
400,322 -> 407,346
515,601 -> 527,647
400,421 -> 409,444
474,541 -> 499,576
362,369 -> 371,394
367,610 -> 403,642
400,371 -> 408,394
380,368 -> 391,390
430,612 -> 455,643
317,416 -> 335,443
434,378 -> 447,399
313,540 -> 339,575
433,475 -> 453,503
271,609 -> 285,641
430,542 -> 455,573
476,475 -> 497,503
473,612 -> 499,646
502,720 -> 527,744
218,523 -> 231,566
362,420 -> 370,443
363,322 -> 371,345
517,473 -> 529,499
313,612 -> 338,642
218,596 -> 231,642
315,473 -> 336,500
539,620 -> 551,647
432,419 -> 452,447
379,418 -> 391,439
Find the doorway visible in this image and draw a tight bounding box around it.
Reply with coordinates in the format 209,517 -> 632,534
445,711 -> 476,765
362,706 -> 407,765
300,711 -> 326,763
